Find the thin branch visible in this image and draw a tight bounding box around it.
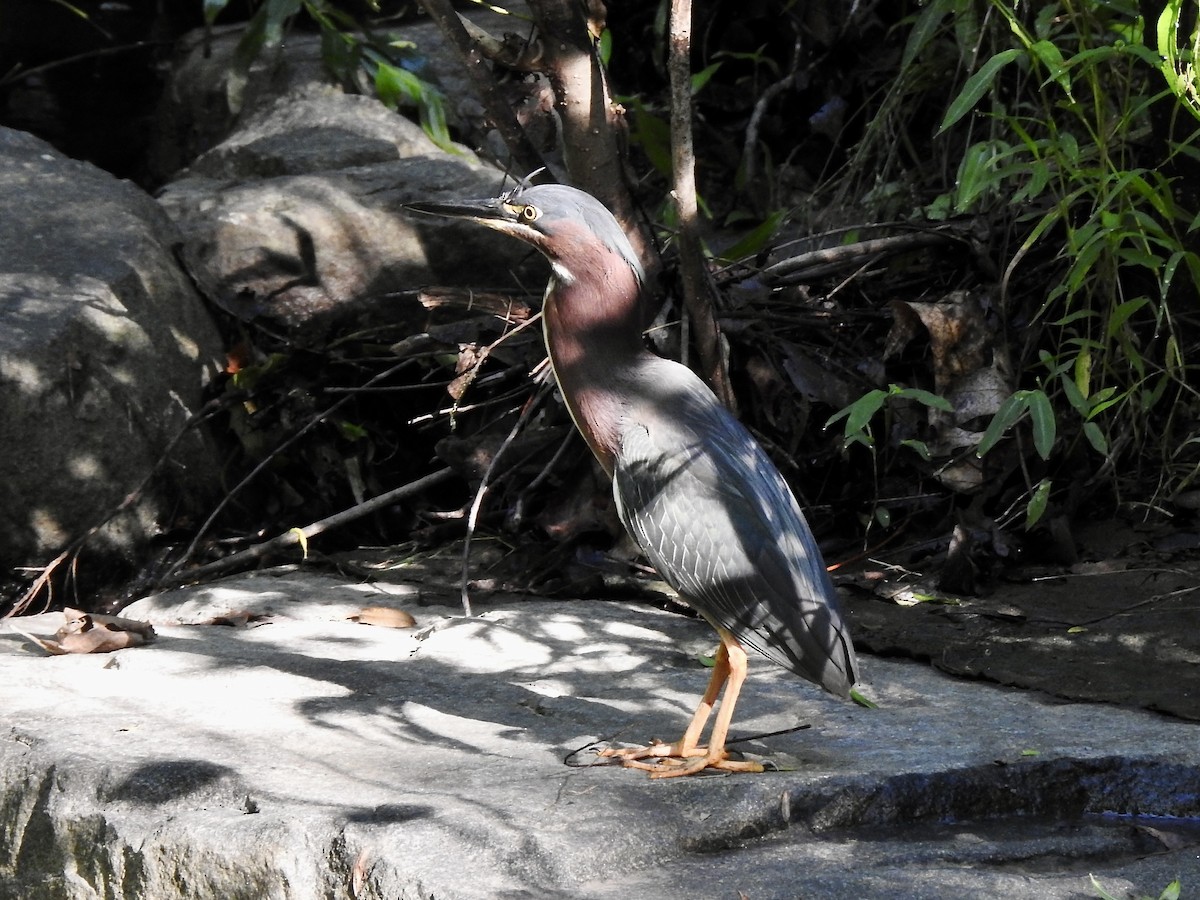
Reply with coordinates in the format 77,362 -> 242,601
165,357 -> 414,580
154,467 -> 456,591
740,38 -> 803,192
668,0 -> 736,410
763,231 -> 954,285
459,15 -> 543,71
459,377 -> 555,615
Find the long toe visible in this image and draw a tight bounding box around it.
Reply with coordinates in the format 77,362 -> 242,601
648,752 -> 764,779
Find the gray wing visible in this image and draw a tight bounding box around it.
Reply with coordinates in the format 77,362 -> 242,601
612,386 -> 858,698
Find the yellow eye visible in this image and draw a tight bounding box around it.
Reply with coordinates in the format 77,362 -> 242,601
521,204 -> 542,222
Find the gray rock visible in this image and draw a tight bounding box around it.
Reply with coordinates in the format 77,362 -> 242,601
150,25 -> 331,180
156,90 -> 547,336
150,9 -> 529,183
1,569 -> 1197,898
0,127 -> 223,575
185,87 -> 437,181
152,9 -> 551,339
158,152 -> 547,337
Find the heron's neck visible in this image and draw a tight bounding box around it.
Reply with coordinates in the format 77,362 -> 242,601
542,261 -> 648,475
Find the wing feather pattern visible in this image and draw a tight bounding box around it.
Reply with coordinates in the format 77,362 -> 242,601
612,368 -> 859,697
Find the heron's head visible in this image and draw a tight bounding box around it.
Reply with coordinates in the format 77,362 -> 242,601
406,183 -> 644,289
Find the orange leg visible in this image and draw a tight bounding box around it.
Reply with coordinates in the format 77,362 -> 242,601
599,630 -> 765,778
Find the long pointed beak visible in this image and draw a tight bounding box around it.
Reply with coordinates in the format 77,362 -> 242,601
404,197 -> 512,223
405,196 -> 545,250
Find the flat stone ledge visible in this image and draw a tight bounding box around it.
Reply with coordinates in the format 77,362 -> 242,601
1,571 -> 1197,898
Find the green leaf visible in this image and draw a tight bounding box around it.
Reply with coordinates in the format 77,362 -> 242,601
373,61 -> 455,152
843,389 -> 889,437
977,393 -> 1028,456
954,141 -> 1003,211
1060,374 -> 1087,415
894,386 -> 953,411
598,28 -> 613,67
1030,39 -> 1071,96
1087,390 -> 1124,419
691,62 -> 722,95
375,60 -> 408,109
850,688 -> 878,709
227,0 -> 301,113
937,48 -> 1023,135
627,101 -> 672,177
902,0 -> 954,70
337,420 -> 369,441
417,88 -> 454,152
1048,308 -> 1099,328
718,210 -> 786,261
1027,390 -> 1056,459
1083,421 -> 1108,455
1073,346 -> 1092,400
1026,478 -> 1051,528
261,0 -> 301,48
826,389 -> 885,431
1106,297 -> 1150,338
901,438 -> 933,461
1160,878 -> 1182,900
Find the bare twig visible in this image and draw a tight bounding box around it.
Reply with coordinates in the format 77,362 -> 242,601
741,42 -> 801,190
166,357 -> 417,580
459,377 -> 556,615
762,231 -> 956,285
155,467 -> 456,591
668,0 -> 736,410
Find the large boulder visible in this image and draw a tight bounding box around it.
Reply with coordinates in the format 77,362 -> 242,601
0,128 -> 224,580
147,10 -> 522,183
152,11 -> 549,343
156,85 -> 546,338
1,575 -> 1198,898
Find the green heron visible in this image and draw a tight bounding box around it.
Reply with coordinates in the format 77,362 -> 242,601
408,184 -> 859,777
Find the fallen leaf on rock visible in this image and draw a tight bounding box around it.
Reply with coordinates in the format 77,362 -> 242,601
349,606 -> 416,628
53,629 -> 150,654
12,608 -> 156,655
60,608 -> 155,639
886,291 -> 1013,493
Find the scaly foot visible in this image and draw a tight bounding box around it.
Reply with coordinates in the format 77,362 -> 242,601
599,741 -> 764,778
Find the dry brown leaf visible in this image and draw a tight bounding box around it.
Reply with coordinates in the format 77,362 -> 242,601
349,607 -> 416,629
886,291 -> 1013,494
11,609 -> 156,656
59,608 -> 156,641
51,608 -> 156,654
56,629 -> 150,654
10,629 -> 70,655
893,291 -> 992,392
